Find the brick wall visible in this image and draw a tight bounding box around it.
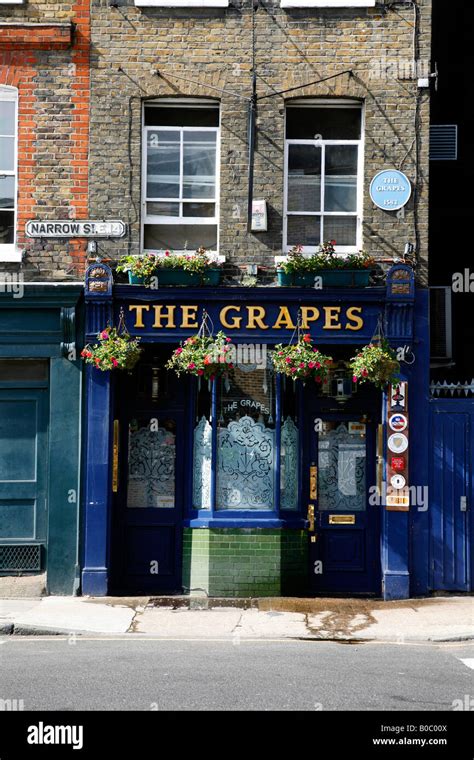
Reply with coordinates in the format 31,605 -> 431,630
89,0 -> 431,284
0,1 -> 90,280
183,528 -> 308,597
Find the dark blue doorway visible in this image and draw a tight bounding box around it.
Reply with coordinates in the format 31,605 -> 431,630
305,392 -> 381,596
111,349 -> 187,594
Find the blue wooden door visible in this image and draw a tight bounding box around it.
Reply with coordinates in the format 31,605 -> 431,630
431,410 -> 471,591
0,389 -> 48,553
306,402 -> 381,595
112,355 -> 186,594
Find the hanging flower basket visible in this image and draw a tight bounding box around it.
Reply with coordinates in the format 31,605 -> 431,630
81,325 -> 142,372
272,333 -> 333,384
166,330 -> 233,381
349,339 -> 400,390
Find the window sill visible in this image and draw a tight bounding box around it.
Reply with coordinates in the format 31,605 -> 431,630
0,247 -> 23,263
281,1 -> 375,7
275,251 -> 358,264
143,250 -> 225,264
135,0 -> 229,6
184,517 -> 306,530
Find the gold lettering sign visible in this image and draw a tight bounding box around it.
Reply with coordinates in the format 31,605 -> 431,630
127,304 -> 365,331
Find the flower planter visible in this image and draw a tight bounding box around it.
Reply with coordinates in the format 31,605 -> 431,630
128,268 -> 221,287
277,268 -> 370,287
317,269 -> 370,287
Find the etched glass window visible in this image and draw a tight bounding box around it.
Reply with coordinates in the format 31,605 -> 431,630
192,379 -> 212,510
216,365 -> 275,511
318,422 -> 366,511
280,376 -> 299,510
127,418 -> 176,509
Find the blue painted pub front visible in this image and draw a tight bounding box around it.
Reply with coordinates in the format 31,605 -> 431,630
82,264 -> 432,600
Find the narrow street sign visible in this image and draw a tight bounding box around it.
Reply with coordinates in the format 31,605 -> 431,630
26,220 -> 127,238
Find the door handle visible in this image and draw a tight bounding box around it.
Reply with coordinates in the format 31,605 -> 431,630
309,464 -> 317,500
460,496 -> 468,512
112,419 -> 119,493
307,504 -> 315,532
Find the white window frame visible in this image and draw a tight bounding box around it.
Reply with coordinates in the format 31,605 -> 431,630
281,1 -> 375,8
0,85 -> 21,263
283,100 -> 364,256
141,103 -> 221,256
0,2 -> 26,5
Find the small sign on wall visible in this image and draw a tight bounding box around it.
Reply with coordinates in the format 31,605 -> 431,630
386,382 -> 410,512
251,200 -> 268,232
370,170 -> 412,212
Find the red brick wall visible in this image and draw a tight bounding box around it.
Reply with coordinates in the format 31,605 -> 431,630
0,2 -> 90,279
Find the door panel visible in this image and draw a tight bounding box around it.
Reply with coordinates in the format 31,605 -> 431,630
431,412 -> 470,591
0,390 -> 48,544
306,402 -> 380,595
114,412 -> 184,593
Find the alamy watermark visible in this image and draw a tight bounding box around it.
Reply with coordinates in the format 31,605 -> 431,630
0,272 -> 24,299
369,57 -> 430,81
369,482 -> 429,512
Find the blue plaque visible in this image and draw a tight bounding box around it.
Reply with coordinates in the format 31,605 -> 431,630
369,169 -> 412,211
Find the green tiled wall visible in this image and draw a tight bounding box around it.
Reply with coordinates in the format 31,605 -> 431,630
182,529 -> 308,597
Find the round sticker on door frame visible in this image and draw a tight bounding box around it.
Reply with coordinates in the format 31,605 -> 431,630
389,414 -> 408,432
388,433 -> 409,454
390,474 -> 407,490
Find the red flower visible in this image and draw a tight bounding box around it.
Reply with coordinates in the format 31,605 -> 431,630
111,358 -> 119,368
314,375 -> 321,383
175,347 -> 183,355
197,369 -> 204,376
303,334 -> 312,343
352,375 -> 358,383
299,362 -> 305,368
188,362 -> 196,370
362,369 -> 368,377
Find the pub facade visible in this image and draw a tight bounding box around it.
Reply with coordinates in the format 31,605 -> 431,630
80,0 -> 436,600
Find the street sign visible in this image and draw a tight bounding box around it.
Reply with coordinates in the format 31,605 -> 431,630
26,220 -> 127,238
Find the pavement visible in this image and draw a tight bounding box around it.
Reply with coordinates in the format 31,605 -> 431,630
0,594 -> 473,642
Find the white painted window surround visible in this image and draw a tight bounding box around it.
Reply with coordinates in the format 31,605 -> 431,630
134,1 -> 229,7
0,86 -> 21,263
281,1 -> 375,7
0,1 -> 25,5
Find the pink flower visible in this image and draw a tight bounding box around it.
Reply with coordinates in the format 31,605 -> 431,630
291,367 -> 297,374
175,347 -> 183,355
188,362 -> 196,370
299,362 -> 305,369
100,330 -> 109,340
353,376 -> 358,383
278,351 -> 284,356
226,337 -> 232,343
111,358 -> 118,367
285,357 -> 292,365
315,362 -> 321,369
165,251 -> 170,257
197,369 -> 204,376
314,375 -> 321,383
362,369 -> 368,377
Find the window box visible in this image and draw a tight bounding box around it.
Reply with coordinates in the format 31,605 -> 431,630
128,268 -> 222,287
277,268 -> 370,287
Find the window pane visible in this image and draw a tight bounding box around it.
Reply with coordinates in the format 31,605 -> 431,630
287,215 -> 321,247
127,417 -> 176,509
288,144 -> 321,212
0,210 -> 14,245
286,107 -> 361,140
217,366 -> 275,511
318,422 -> 366,511
145,106 -> 219,128
146,130 -> 180,199
323,216 -> 357,247
0,137 -> 14,172
147,201 -> 179,217
325,145 -> 358,212
183,131 -> 216,199
193,381 -> 212,510
182,202 -> 215,218
0,101 -> 15,135
280,378 -> 299,511
144,223 -> 218,251
0,176 -> 14,209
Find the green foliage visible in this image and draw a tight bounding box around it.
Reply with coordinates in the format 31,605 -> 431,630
117,247 -> 220,285
278,241 -> 376,274
166,331 -> 232,381
81,327 -> 142,372
349,339 -> 400,389
271,334 -> 333,383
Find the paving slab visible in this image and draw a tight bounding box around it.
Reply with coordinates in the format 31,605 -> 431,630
236,609 -> 309,639
133,606 -> 242,637
3,597 -> 135,635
